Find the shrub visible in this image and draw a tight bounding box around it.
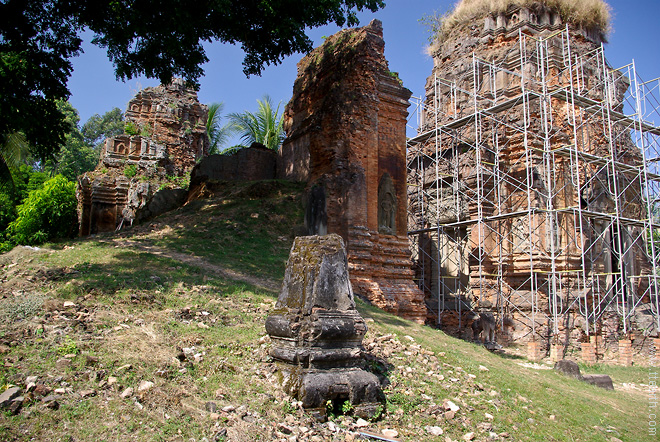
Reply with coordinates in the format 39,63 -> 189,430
124,164 -> 138,178
0,293 -> 45,323
0,191 -> 16,233
124,121 -> 139,135
8,175 -> 78,245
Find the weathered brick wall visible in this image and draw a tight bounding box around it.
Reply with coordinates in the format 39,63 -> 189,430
78,80 -> 209,235
189,145 -> 277,188
280,20 -> 426,323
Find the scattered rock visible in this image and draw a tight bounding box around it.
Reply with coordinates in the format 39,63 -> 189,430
120,387 -> 134,399
33,384 -> 51,397
581,374 -> 614,390
55,358 -> 71,369
462,432 -> 475,441
107,377 -> 118,387
205,401 -> 218,413
381,429 -> 398,438
356,418 -> 369,427
0,386 -> 21,408
137,380 -> 154,392
425,425 -> 444,436
41,394 -> 60,410
479,365 -> 489,372
485,412 -> 494,420
442,399 -> 460,412
79,389 -> 96,398
9,397 -> 23,414
554,360 -> 581,379
25,375 -> 38,385
63,301 -> 76,308
221,405 -> 235,413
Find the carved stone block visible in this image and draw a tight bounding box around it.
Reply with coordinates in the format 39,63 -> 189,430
265,234 -> 383,420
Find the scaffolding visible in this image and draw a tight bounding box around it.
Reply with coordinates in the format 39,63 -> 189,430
406,27 -> 660,346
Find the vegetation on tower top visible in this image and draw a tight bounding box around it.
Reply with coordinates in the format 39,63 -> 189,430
425,0 -> 611,42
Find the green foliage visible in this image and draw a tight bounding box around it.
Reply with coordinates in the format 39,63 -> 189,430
124,164 -> 138,178
0,132 -> 30,186
1,0 -> 384,165
81,107 -> 124,147
0,1 -> 78,162
341,400 -> 354,414
8,175 -> 77,246
228,95 -> 285,151
0,293 -> 44,323
0,191 -> 16,234
48,101 -> 99,181
124,121 -> 139,136
206,102 -> 236,155
56,336 -> 78,355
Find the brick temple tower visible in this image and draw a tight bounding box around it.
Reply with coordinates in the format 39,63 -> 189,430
407,0 -> 659,357
279,20 -> 427,323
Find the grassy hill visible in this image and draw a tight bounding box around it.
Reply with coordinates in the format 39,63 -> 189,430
0,180 -> 650,442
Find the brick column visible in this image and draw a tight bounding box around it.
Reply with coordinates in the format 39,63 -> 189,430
528,341 -> 542,361
550,344 -> 563,363
618,339 -> 633,366
581,342 -> 596,365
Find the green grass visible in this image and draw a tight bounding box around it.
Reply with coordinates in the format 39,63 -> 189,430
0,179 -> 649,441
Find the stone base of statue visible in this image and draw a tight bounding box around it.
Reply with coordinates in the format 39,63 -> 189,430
265,235 -> 384,420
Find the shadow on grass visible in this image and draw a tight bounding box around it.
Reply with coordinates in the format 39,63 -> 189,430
356,300 -> 413,329
44,246 -> 275,306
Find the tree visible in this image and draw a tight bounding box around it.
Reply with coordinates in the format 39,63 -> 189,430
206,103 -> 236,155
1,0 -> 384,163
47,102 -> 99,181
0,132 -> 30,186
81,107 -> 124,148
229,96 -> 285,151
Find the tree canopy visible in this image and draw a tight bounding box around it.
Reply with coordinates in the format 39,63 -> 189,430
0,0 -> 384,163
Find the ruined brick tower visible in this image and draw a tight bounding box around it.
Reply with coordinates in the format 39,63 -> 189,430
279,20 -> 427,323
78,80 -> 208,235
407,0 -> 659,356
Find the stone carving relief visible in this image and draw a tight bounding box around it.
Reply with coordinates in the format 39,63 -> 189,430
378,173 -> 396,235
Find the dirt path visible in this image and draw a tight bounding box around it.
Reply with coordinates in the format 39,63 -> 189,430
110,238 -> 281,293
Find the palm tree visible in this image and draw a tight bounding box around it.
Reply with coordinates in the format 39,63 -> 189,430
0,132 -> 30,186
205,102 -> 236,155
228,95 -> 285,151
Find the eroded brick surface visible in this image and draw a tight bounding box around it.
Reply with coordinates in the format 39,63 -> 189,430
78,80 -> 208,235
280,20 -> 426,323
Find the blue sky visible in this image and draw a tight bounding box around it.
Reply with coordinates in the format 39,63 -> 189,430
67,0 -> 660,144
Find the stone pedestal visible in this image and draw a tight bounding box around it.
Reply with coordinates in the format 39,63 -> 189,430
550,344 -> 563,363
581,342 -> 596,365
265,235 -> 383,420
527,341 -> 542,361
618,339 -> 633,366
